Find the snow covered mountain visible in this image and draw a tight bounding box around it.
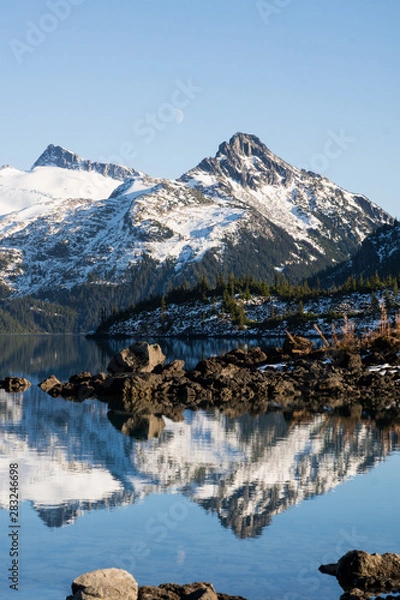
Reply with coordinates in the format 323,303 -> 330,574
32,143 -> 141,181
180,133 -> 393,278
0,145 -> 139,217
0,135 -> 393,300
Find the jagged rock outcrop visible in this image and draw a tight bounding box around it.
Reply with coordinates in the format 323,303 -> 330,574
33,144 -> 140,181
190,132 -> 292,189
107,342 -> 166,374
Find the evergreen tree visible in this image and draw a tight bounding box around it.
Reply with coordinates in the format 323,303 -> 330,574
161,295 -> 167,323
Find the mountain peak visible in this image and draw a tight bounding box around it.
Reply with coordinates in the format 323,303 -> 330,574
32,144 -> 141,182
32,144 -> 81,169
181,132 -> 293,190
217,132 -> 270,159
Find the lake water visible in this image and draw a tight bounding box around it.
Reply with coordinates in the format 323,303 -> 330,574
0,335 -> 399,600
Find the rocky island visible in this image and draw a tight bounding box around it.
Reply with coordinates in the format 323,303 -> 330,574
39,319 -> 400,433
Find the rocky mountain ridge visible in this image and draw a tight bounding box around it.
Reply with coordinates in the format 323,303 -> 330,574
33,143 -> 141,181
0,134 -> 394,315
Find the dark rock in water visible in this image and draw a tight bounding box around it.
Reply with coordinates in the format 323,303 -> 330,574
221,346 -> 268,367
39,374 -> 63,395
68,372 -> 94,384
319,563 -> 338,576
66,568 -> 139,599
217,595 -> 248,600
108,411 -> 165,439
107,341 -> 166,374
66,569 -> 247,600
0,377 -> 31,392
140,582 -> 218,599
39,341 -> 400,427
153,359 -> 186,377
319,549 -> 400,597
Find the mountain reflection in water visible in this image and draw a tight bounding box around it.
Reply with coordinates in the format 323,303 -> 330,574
0,387 -> 398,536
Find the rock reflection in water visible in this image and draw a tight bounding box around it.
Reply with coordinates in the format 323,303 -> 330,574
108,411 -> 166,440
0,387 -> 398,536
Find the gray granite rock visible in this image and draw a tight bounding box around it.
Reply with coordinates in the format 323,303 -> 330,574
66,568 -> 138,600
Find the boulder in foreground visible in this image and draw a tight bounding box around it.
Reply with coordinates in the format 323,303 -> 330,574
66,568 -> 139,599
319,549 -> 400,598
66,569 -> 247,600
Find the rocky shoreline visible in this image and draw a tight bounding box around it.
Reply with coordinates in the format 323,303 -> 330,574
36,331 -> 400,432
66,569 -> 246,600
101,291 -> 400,340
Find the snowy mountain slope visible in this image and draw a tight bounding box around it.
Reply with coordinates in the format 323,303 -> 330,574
0,144 -> 140,218
0,174 -> 155,294
0,136 -> 394,301
181,133 -> 392,267
111,178 -> 246,267
0,173 -> 246,295
0,164 -> 122,217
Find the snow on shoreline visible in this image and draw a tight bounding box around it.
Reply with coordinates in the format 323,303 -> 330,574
106,291 -> 400,339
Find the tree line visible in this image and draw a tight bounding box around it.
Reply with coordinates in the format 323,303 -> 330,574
96,270 -> 400,333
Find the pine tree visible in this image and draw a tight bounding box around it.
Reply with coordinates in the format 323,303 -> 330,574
370,291 -> 380,313
228,272 -> 235,297
161,295 -> 167,323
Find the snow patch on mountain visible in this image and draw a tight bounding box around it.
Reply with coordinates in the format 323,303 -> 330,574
0,165 -> 121,217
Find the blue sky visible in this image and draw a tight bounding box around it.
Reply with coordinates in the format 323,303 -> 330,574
1,0 -> 399,216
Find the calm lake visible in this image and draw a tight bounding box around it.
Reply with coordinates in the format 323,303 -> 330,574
0,335 -> 399,600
